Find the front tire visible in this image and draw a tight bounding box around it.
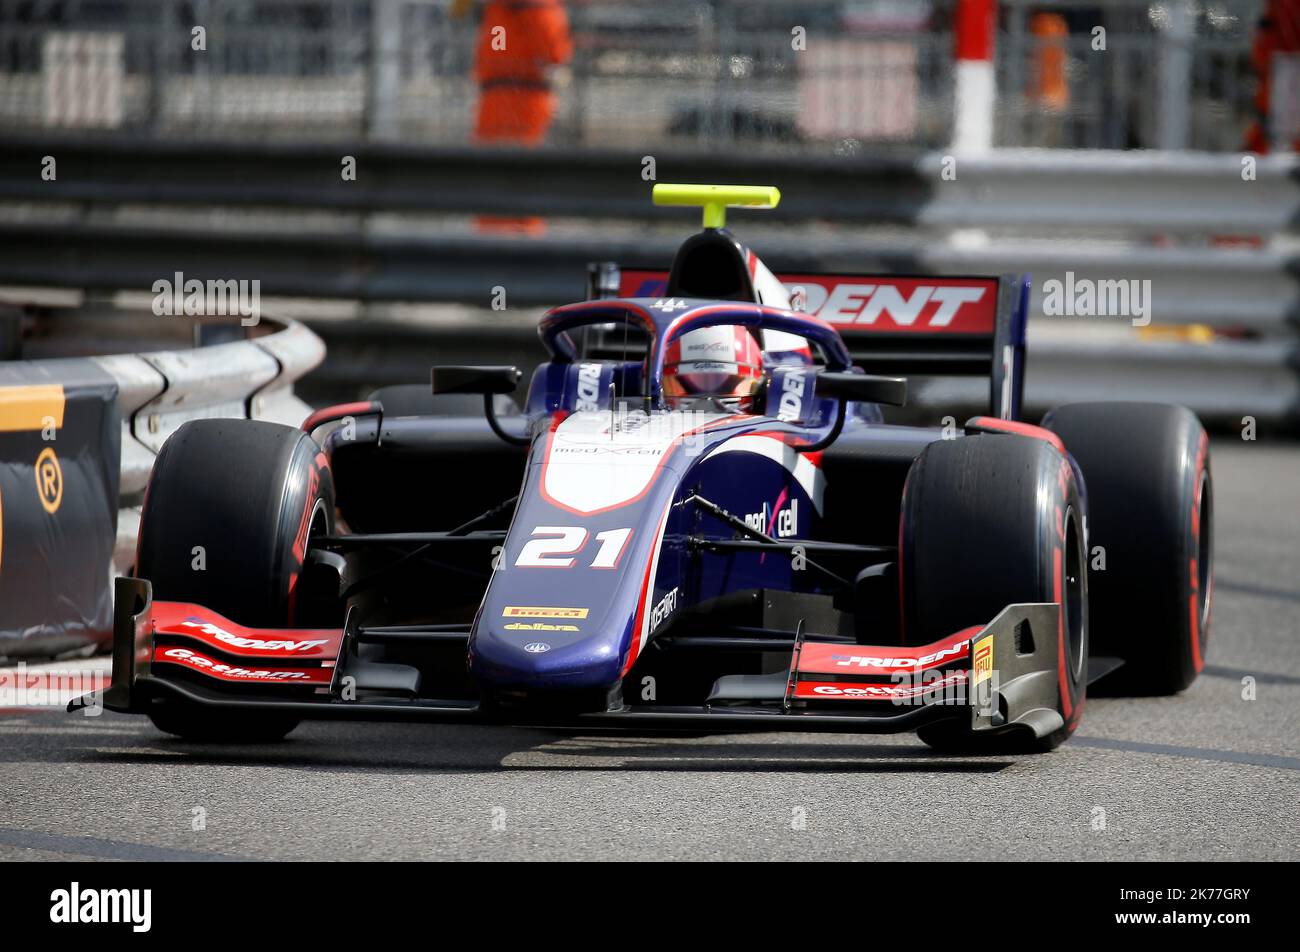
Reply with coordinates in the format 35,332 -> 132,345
137,419 -> 336,742
901,433 -> 1087,752
137,419 -> 335,627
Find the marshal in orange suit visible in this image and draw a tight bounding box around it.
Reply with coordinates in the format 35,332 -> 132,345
1246,0 -> 1300,153
471,0 -> 572,146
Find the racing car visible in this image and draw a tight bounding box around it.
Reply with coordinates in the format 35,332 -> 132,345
76,184 -> 1214,752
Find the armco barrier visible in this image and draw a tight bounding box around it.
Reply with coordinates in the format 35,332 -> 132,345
0,224 -> 1293,331
1,137 -> 1295,235
0,318 -> 322,658
0,139 -> 1294,334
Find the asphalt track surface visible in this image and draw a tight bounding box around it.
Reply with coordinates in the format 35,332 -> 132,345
1,440 -> 1296,861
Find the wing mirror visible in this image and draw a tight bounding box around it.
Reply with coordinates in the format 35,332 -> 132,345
814,372 -> 907,408
794,371 -> 907,454
430,366 -> 529,446
430,365 -> 521,396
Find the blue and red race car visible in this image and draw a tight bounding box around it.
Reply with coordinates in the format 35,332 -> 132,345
77,184 -> 1213,752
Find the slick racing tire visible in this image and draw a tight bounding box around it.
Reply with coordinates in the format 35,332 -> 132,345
137,419 -> 336,742
1041,402 -> 1211,696
901,433 -> 1087,753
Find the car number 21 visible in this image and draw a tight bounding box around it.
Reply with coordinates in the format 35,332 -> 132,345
514,526 -> 633,569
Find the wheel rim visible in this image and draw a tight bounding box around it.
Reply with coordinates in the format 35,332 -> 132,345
1064,506 -> 1086,681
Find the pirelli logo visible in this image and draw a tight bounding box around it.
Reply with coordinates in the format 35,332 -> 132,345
502,607 -> 589,619
972,634 -> 994,685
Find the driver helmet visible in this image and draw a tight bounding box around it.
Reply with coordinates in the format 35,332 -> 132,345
663,324 -> 764,411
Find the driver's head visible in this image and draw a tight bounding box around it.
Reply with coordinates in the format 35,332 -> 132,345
663,324 -> 763,411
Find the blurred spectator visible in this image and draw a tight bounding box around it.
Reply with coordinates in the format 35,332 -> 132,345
1022,10 -> 1070,147
1245,0 -> 1300,152
454,0 -> 571,233
458,0 -> 572,146
1028,12 -> 1069,113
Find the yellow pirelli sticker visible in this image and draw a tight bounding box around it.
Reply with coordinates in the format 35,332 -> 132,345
972,634 -> 994,685
502,606 -> 589,620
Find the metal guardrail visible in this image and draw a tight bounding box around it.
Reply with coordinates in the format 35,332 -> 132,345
913,150 -> 1300,235
82,318 -> 323,572
0,136 -> 931,222
0,222 -> 1292,330
933,333 -> 1300,428
0,140 -> 1296,330
1,136 -> 1296,233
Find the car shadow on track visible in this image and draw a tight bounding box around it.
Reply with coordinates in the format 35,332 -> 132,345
29,716 -> 1020,775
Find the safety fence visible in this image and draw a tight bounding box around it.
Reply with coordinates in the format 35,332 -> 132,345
0,0 -> 1271,152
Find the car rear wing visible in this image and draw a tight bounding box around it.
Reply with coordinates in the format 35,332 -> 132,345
588,264 -> 1031,421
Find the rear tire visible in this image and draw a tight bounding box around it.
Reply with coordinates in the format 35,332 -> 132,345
137,419 -> 336,742
1041,402 -> 1211,696
901,434 -> 1087,753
